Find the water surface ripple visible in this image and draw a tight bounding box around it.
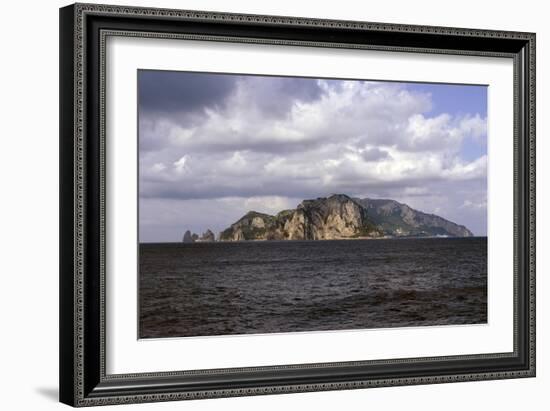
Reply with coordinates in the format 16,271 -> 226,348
139,237 -> 487,338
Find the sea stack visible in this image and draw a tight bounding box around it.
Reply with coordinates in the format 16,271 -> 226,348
182,230 -> 196,243
197,229 -> 215,242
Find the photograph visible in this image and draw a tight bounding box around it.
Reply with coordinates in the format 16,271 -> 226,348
138,70 -> 488,339
56,2 -> 536,407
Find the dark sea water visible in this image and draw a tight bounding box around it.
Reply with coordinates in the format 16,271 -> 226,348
139,237 -> 487,338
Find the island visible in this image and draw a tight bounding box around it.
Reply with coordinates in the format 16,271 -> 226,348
182,194 -> 473,242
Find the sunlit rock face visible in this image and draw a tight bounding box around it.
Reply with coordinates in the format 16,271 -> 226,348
219,194 -> 381,241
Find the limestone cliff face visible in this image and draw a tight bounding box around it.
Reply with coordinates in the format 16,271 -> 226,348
218,211 -> 276,241
291,194 -> 382,240
219,195 -> 383,241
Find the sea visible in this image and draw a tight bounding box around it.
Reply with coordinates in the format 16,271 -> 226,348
139,237 -> 487,338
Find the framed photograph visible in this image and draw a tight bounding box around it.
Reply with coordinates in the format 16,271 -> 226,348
59,3 -> 535,407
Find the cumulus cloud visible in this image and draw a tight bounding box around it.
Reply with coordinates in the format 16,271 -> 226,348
138,71 -> 487,241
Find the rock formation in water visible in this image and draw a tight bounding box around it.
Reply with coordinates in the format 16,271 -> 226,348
182,229 -> 216,243
197,229 -> 216,242
219,194 -> 473,241
182,230 -> 195,243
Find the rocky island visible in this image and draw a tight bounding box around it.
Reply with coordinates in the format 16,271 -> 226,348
221,194 -> 473,241
182,194 -> 473,242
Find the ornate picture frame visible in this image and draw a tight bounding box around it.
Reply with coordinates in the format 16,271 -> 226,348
59,3 -> 535,407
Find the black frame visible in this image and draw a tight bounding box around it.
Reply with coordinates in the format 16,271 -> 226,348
60,3 -> 536,407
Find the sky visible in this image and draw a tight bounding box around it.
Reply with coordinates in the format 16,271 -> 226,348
138,70 -> 487,242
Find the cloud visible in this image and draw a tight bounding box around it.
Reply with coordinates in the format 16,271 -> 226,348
173,155 -> 189,173
138,70 -> 237,114
461,199 -> 488,210
151,162 -> 166,172
361,147 -> 391,162
458,114 -> 487,139
138,72 -> 488,240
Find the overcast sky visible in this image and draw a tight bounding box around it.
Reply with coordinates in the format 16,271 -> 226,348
138,70 -> 487,242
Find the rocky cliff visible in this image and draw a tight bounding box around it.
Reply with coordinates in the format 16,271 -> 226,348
219,194 -> 383,241
218,194 -> 473,241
